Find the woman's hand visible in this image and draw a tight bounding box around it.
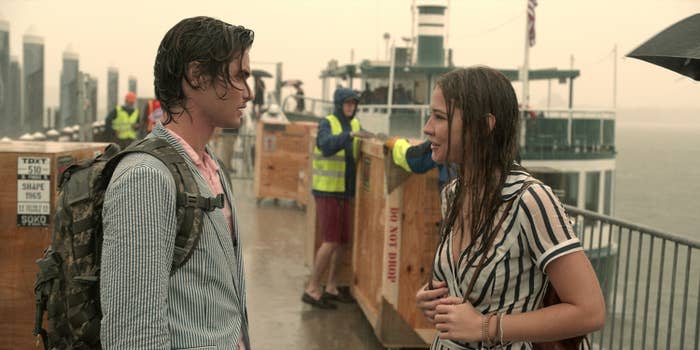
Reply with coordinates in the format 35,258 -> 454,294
434,296 -> 485,343
415,281 -> 449,323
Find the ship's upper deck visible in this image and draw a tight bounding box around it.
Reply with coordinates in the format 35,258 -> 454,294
283,95 -> 616,161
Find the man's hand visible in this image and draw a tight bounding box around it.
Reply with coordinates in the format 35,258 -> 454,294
384,136 -> 399,150
350,130 -> 374,139
375,133 -> 389,142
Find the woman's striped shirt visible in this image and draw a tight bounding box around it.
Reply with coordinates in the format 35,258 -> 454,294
431,169 -> 582,350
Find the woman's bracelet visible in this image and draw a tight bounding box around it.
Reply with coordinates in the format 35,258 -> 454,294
482,311 -> 498,346
497,312 -> 505,346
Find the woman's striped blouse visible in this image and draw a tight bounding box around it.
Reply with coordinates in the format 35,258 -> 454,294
431,169 -> 582,350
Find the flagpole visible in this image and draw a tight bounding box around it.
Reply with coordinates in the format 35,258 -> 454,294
521,0 -> 530,110
613,43 -> 618,109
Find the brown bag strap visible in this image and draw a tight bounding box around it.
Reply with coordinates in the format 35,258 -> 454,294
462,180 -> 540,302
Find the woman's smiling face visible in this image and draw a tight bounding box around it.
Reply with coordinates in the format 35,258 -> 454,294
423,87 -> 464,164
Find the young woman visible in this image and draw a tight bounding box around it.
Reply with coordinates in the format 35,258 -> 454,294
415,67 -> 605,349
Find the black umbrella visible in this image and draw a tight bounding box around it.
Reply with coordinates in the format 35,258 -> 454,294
252,69 -> 273,78
627,13 -> 700,80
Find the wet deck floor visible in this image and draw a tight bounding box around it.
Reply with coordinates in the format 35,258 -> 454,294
232,178 -> 399,349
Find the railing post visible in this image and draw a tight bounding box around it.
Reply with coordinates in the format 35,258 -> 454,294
618,228 -> 633,350
679,247 -> 690,348
608,226 -> 623,350
641,237 -> 654,349
630,233 -> 644,348
653,239 -> 667,350
666,242 -> 679,349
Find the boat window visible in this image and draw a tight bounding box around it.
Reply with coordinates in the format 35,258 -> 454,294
604,170 -> 613,215
359,77 -> 425,105
585,171 -> 600,212
528,171 -> 578,207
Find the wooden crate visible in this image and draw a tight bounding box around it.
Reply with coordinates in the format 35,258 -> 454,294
254,119 -> 317,207
0,141 -> 109,350
352,139 -> 442,349
302,130 -> 354,286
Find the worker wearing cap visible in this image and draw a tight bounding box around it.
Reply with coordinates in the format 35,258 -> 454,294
105,91 -> 140,149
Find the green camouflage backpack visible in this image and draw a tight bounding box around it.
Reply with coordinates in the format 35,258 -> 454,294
32,137 -> 224,350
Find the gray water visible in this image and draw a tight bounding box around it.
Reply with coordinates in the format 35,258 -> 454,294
615,108 -> 700,239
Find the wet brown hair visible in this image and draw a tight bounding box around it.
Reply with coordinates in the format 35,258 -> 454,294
437,66 -> 520,262
153,16 -> 254,124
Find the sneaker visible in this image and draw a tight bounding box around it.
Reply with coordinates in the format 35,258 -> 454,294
302,292 -> 337,309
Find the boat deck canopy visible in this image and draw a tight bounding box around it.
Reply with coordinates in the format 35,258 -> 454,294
320,61 -> 580,82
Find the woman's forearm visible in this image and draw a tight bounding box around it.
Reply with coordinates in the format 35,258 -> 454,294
490,301 -> 605,343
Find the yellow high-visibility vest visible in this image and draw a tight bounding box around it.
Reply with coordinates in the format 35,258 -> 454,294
312,114 -> 360,193
112,106 -> 139,140
392,138 -> 413,172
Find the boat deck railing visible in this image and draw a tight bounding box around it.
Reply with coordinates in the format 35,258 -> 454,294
219,112 -> 257,180
282,98 -> 617,159
522,109 -> 616,160
281,95 -> 333,121
565,205 -> 699,350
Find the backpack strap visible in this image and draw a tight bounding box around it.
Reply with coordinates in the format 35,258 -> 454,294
104,137 -> 224,275
462,179 -> 542,302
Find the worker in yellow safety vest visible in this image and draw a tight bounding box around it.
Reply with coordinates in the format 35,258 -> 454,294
105,91 -> 139,150
302,87 -> 372,309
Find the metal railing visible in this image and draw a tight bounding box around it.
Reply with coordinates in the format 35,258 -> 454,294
229,132 -> 256,179
281,94 -> 333,119
211,112 -> 257,180
279,99 -> 619,152
521,109 -> 616,160
565,205 -> 699,350
542,109 -> 616,120
356,104 -> 431,139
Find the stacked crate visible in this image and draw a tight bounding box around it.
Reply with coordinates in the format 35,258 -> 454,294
0,141 -> 109,350
254,119 -> 317,208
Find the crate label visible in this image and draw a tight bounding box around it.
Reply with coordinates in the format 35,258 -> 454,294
263,135 -> 277,152
17,157 -> 51,226
382,187 -> 403,306
386,207 -> 400,284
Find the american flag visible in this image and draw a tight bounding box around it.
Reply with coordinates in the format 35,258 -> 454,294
527,0 -> 538,47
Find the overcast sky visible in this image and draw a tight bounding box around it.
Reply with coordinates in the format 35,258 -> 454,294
3,0 -> 699,118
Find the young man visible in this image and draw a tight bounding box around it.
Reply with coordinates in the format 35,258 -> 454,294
100,17 -> 254,349
303,87 -> 370,309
